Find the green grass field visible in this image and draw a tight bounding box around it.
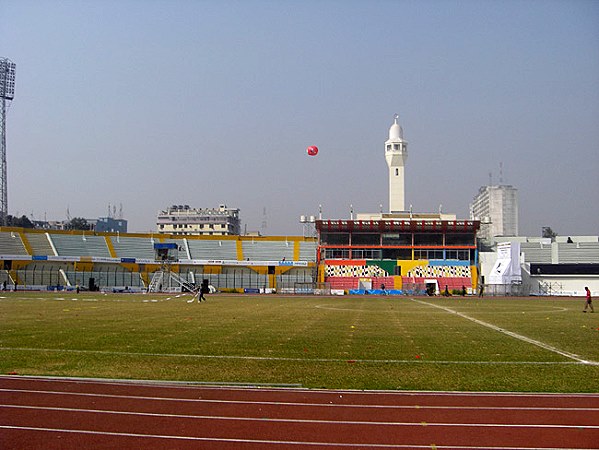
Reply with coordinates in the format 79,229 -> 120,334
1,291 -> 598,392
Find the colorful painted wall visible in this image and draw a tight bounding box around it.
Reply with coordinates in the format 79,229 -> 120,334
322,259 -> 478,292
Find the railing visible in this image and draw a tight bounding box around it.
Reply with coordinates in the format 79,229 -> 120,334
538,281 -> 563,296
479,283 -> 530,297
10,266 -> 314,292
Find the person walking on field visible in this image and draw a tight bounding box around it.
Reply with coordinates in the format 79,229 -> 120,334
583,286 -> 594,313
199,279 -> 209,302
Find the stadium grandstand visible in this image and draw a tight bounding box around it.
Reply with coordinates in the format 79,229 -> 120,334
480,235 -> 599,296
316,215 -> 480,296
1,227 -> 597,297
0,228 -> 317,293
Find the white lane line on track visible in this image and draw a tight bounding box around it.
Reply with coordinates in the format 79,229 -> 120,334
3,376 -> 599,399
3,426 -> 592,450
2,404 -> 599,429
2,390 -> 599,412
0,347 -> 589,366
411,299 -> 599,366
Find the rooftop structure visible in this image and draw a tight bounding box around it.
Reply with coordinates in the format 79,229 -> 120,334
157,204 -> 241,236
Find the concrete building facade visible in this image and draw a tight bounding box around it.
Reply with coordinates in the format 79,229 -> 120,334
157,204 -> 241,236
470,185 -> 518,242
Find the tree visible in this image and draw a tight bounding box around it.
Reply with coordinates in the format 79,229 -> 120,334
542,227 -> 557,240
5,215 -> 34,228
66,217 -> 91,231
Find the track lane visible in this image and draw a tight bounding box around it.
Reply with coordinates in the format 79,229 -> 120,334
1,376 -> 598,449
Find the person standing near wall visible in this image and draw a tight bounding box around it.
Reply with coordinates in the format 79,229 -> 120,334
583,287 -> 594,313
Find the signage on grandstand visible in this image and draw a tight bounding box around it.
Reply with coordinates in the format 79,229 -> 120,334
0,254 -> 309,267
179,259 -> 308,267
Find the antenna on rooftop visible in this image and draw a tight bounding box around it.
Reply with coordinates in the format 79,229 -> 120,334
499,162 -> 504,184
261,207 -> 267,232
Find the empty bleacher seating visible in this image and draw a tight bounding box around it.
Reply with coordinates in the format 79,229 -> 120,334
110,236 -> 155,259
0,231 -> 28,256
242,240 -> 295,261
298,241 -> 317,262
25,233 -> 56,256
521,243 -> 552,263
558,242 -> 599,263
51,234 -> 111,258
187,238 -> 237,260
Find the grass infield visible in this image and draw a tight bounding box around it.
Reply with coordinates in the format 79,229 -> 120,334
1,291 -> 598,392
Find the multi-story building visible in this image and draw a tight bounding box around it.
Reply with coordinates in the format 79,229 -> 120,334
470,185 -> 518,242
95,217 -> 127,233
156,204 -> 241,236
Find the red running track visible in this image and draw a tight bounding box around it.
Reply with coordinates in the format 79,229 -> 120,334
1,375 -> 598,449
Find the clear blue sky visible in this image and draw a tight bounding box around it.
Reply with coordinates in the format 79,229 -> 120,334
2,0 -> 598,236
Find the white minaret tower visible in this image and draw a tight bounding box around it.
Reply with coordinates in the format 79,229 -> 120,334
385,113 -> 408,212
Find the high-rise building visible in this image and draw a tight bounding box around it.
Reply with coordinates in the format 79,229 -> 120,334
157,204 -> 241,236
470,185 -> 518,242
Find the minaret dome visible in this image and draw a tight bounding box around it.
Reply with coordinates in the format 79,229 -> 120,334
389,114 -> 403,140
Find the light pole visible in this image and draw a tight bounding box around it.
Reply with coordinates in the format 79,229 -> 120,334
0,58 -> 16,226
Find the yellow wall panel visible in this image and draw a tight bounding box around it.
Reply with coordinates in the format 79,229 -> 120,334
236,240 -> 244,261
19,232 -> 33,255
105,236 -> 117,258
397,260 -> 428,276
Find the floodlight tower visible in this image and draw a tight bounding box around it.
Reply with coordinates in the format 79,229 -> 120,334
0,58 -> 16,225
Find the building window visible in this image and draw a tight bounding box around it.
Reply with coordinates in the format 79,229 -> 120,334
414,233 -> 443,246
382,248 -> 412,260
382,233 -> 411,245
352,249 -> 382,259
351,233 -> 379,245
320,233 -> 349,245
445,233 -> 474,246
458,250 -> 471,261
428,250 -> 444,260
324,249 -> 349,259
414,249 -> 427,260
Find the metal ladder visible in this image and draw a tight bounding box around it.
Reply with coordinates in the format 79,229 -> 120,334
147,271 -> 164,293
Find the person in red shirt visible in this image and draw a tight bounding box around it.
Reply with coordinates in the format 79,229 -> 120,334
583,287 -> 594,313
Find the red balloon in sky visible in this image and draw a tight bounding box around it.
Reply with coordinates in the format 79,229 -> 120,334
307,145 -> 319,156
